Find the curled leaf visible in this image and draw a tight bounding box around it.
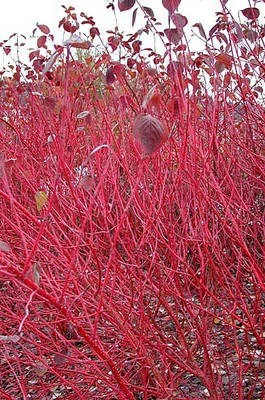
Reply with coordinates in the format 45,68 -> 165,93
35,191 -> 48,212
132,7 -> 138,27
31,262 -> 41,285
81,145 -> 109,167
90,27 -> 100,38
192,23 -> 207,40
0,334 -> 20,342
89,144 -> 109,158
42,48 -> 63,75
0,241 -> 11,253
133,114 -> 168,155
64,34 -> 91,49
142,85 -> 157,110
77,111 -> 90,119
34,359 -> 48,376
54,347 -> 69,365
209,22 -> 220,38
80,174 -> 94,192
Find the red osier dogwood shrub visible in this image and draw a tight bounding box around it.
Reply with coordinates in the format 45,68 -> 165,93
0,0 -> 264,399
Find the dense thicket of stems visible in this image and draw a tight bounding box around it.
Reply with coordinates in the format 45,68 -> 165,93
0,1 -> 264,398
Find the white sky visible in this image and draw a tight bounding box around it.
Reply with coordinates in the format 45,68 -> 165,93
1,0 -> 264,67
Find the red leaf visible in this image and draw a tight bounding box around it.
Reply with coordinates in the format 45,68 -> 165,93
192,23 -> 207,40
127,57 -> 135,68
216,53 -> 232,69
90,27 -> 100,38
113,63 -> 126,77
142,6 -> 155,18
167,97 -> 179,117
3,47 -> 11,55
72,41 -> 91,49
132,7 -> 138,27
29,50 -> 40,61
209,22 -> 220,38
43,96 -> 60,113
37,35 -> 47,48
37,24 -> 50,34
105,63 -> 125,85
63,21 -> 79,33
215,60 -> 225,74
136,62 -> 143,74
171,13 -> 188,30
244,28 -> 258,43
175,44 -> 186,51
64,34 -> 91,49
59,17 -> 66,28
241,7 -> 260,20
108,36 -> 120,51
133,114 -> 168,155
167,61 -> 184,78
118,0 -> 136,12
33,58 -> 44,74
132,40 -> 141,54
162,0 -> 181,15
119,95 -> 133,110
106,67 -> 116,85
164,28 -> 183,45
43,48 -> 63,75
233,22 -> 243,41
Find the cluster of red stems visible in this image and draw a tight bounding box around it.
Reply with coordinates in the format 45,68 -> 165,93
0,0 -> 264,399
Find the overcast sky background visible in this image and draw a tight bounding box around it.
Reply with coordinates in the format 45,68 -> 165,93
1,0 -> 264,68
